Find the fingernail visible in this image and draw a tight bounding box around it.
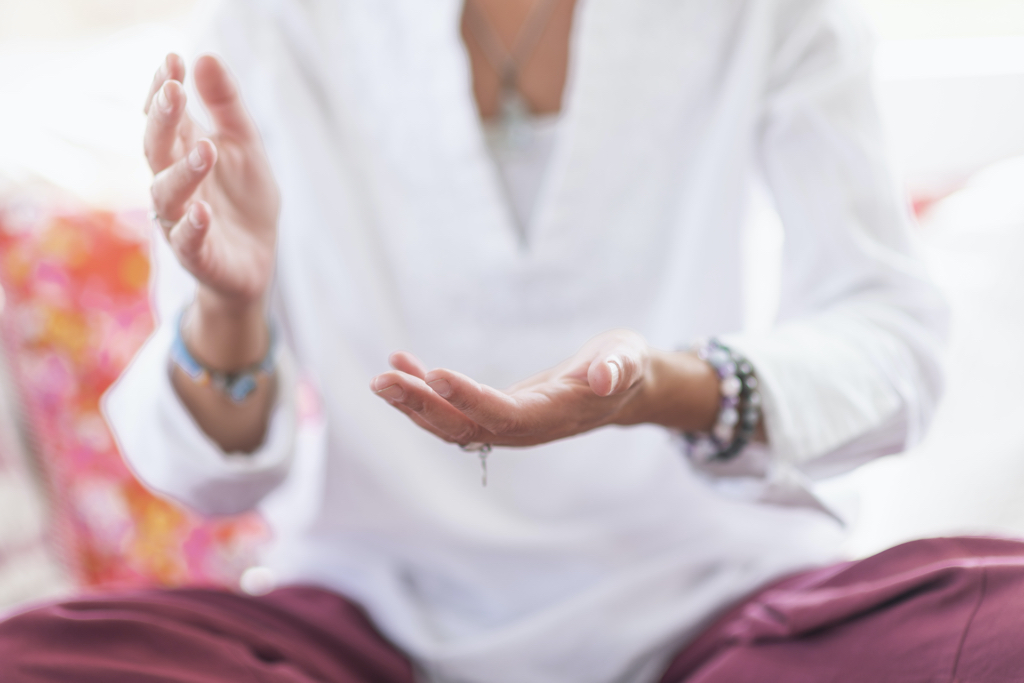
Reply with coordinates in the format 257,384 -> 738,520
188,146 -> 205,171
156,85 -> 172,113
427,379 -> 452,398
606,358 -> 622,393
188,204 -> 203,229
376,384 -> 404,401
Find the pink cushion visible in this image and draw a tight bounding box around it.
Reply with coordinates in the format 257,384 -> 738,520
0,202 -> 268,591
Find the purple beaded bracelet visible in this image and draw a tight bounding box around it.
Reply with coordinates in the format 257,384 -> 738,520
683,338 -> 762,463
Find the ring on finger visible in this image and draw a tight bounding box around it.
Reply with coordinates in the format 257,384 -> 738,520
460,442 -> 492,453
149,210 -> 177,231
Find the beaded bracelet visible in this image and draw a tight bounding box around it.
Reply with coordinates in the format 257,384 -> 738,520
683,338 -> 762,463
170,309 -> 277,403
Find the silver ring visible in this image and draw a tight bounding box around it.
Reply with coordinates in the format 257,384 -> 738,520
460,442 -> 492,453
149,210 -> 177,231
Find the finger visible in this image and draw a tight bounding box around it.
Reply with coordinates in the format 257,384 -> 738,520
389,351 -> 428,380
151,139 -> 217,224
144,53 -> 185,115
193,54 -> 258,141
371,371 -> 488,444
388,400 -> 459,443
144,79 -> 187,173
167,201 -> 212,270
587,333 -> 648,397
422,369 -> 525,436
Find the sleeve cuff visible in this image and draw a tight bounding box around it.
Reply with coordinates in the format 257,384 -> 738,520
721,315 -> 904,468
102,323 -> 299,517
681,438 -> 843,523
678,315 -> 911,522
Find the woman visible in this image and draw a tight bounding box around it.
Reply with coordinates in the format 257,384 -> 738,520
3,1 -> 1022,681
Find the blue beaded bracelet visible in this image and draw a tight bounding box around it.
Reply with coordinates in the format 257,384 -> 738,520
170,310 -> 277,403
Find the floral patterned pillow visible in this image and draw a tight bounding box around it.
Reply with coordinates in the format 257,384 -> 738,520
0,196 -> 268,592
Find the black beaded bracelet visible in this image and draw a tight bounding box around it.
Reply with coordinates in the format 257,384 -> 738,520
683,338 -> 762,463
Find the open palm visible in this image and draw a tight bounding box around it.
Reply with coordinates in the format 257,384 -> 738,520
144,54 -> 279,307
371,330 -> 652,448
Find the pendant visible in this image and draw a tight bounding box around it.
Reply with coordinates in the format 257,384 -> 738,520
498,83 -> 532,152
480,450 -> 488,487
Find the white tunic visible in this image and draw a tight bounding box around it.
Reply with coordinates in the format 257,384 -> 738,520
104,1 -> 948,681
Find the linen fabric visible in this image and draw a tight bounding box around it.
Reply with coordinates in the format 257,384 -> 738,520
104,0 -> 947,681
659,536 -> 1024,683
4,538 -> 1024,682
0,585 -> 416,682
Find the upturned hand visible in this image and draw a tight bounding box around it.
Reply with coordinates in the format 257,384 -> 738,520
370,330 -> 654,448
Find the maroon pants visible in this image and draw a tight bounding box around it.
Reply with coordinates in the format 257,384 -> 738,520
3,537 -> 1024,682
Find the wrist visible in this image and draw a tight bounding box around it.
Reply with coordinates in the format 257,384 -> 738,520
185,287 -> 270,372
683,339 -> 765,461
617,348 -> 719,431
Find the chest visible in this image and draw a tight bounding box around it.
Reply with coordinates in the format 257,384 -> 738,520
461,0 -> 578,120
264,0 -> 773,375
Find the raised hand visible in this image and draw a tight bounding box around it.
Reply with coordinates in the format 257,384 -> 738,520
144,53 -> 279,310
146,54 -> 281,453
370,330 -> 659,448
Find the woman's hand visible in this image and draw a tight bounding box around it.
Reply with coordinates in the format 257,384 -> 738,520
145,53 -> 279,311
147,54 -> 281,453
370,330 -> 665,448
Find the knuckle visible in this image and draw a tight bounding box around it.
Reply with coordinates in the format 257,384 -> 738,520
445,383 -> 477,411
447,393 -> 473,412
493,414 -> 521,436
453,425 -> 479,444
403,393 -> 425,412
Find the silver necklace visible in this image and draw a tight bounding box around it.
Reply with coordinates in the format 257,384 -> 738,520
465,0 -> 564,150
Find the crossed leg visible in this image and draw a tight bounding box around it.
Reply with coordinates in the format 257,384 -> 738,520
3,537 -> 1024,683
660,537 -> 1024,683
0,585 -> 414,683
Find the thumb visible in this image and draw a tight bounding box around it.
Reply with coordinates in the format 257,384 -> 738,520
586,335 -> 647,397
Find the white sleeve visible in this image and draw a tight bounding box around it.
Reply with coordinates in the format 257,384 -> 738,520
101,220 -> 299,518
100,0 -> 301,517
688,0 -> 948,511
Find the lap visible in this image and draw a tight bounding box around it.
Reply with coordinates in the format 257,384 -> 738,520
4,537 -> 1024,683
0,584 -> 414,683
661,536 -> 1024,683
